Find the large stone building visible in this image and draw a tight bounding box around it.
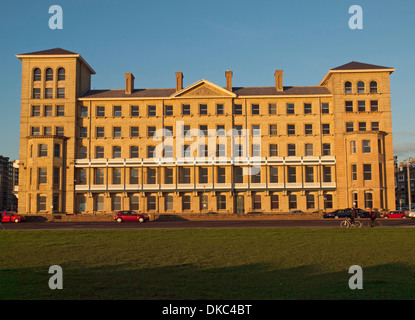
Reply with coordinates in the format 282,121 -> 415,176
16,48 -> 396,214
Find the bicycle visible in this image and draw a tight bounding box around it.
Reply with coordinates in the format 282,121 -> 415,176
367,219 -> 382,227
340,219 -> 362,228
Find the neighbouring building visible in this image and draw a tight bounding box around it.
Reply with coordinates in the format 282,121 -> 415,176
0,155 -> 18,211
16,48 -> 396,214
395,158 -> 415,209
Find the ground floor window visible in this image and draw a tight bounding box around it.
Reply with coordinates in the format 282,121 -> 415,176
112,195 -> 122,211
37,195 -> 47,211
306,193 -> 315,209
271,194 -> 279,209
95,195 -> 104,211
147,195 -> 156,211
182,195 -> 191,210
165,195 -> 173,211
130,195 -> 139,210
78,195 -> 86,212
324,194 -> 333,209
289,193 -> 297,209
365,192 -> 373,209
253,194 -> 261,210
200,194 -> 208,210
217,194 -> 226,210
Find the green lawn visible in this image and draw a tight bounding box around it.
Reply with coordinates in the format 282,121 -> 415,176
1,228 -> 414,300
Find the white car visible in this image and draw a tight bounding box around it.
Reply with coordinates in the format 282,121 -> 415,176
405,211 -> 415,219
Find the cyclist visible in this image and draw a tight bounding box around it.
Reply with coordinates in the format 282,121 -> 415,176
369,208 -> 376,227
350,207 -> 357,226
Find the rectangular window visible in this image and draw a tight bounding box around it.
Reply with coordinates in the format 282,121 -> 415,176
322,143 -> 331,156
289,193 -> 297,209
217,167 -> 226,183
269,125 -> 278,136
37,195 -> 47,211
96,106 -> 105,117
216,104 -> 224,115
350,140 -> 356,154
323,166 -> 332,182
54,144 -> 60,157
287,144 -> 296,156
305,124 -> 313,135
362,140 -> 371,153
112,196 -> 121,211
130,146 -> 139,158
325,194 -> 333,209
199,144 -> 207,157
78,169 -> 87,185
365,192 -> 373,209
147,195 -> 156,210
307,193 -> 315,209
130,105 -> 139,117
96,127 -> 105,138
346,122 -> 354,132
251,104 -> 260,115
45,88 -> 53,99
43,127 -> 52,135
199,125 -> 208,137
234,167 -> 243,183
179,167 -> 191,184
130,168 -> 139,184
165,105 -> 173,116
182,104 -> 191,115
113,127 -> 122,138
164,168 -> 173,184
269,103 -> 277,115
199,104 -> 207,115
287,103 -> 295,114
253,194 -> 261,210
147,168 -> 156,184
359,122 -> 366,131
113,168 -> 121,184
147,126 -> 156,138
32,88 -> 41,99
32,105 -> 40,117
287,124 -> 295,135
38,168 -> 47,184
287,166 -> 296,183
57,105 -> 65,116
113,106 -> 122,117
130,195 -> 139,210
252,144 -> 261,157
269,144 -> 278,157
31,127 -> 40,136
322,124 -> 330,134
321,103 -> 329,114
56,127 -> 64,136
38,144 -> 48,157
130,126 -> 139,138
95,146 -> 104,159
370,100 -> 378,112
95,195 -> 104,211
182,195 -> 191,210
57,88 -> 65,98
305,166 -> 314,182
269,167 -> 278,183
216,144 -> 226,157
304,103 -> 312,114
358,101 -> 366,112
165,195 -> 173,210
345,101 -> 353,112
113,146 -> 121,158
305,144 -> 313,156
44,105 -> 53,116
271,194 -> 279,209
199,167 -> 208,183
80,127 -> 88,138
252,125 -> 261,136
364,164 -> 372,180
147,146 -> 155,158
351,164 -> 357,181
371,122 -> 379,131
148,105 -> 156,116
234,104 -> 243,115
217,194 -> 226,210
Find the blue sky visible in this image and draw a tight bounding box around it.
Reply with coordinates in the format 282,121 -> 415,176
1,0 -> 414,161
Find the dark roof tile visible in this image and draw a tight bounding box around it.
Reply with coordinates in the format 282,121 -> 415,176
332,61 -> 392,71
19,48 -> 77,55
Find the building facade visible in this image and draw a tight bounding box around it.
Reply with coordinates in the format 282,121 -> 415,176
17,48 -> 396,214
0,156 -> 18,211
395,158 -> 415,209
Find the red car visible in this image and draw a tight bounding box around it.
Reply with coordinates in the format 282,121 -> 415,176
114,211 -> 149,223
1,211 -> 25,223
381,210 -> 407,219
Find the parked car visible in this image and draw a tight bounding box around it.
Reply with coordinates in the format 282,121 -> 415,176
323,208 -> 369,219
0,211 -> 25,223
381,210 -> 407,219
114,211 -> 149,223
289,210 -> 304,214
405,211 -> 415,219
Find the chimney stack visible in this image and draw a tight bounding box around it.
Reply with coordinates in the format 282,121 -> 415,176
125,73 -> 135,94
225,70 -> 233,91
274,70 -> 283,92
175,72 -> 183,91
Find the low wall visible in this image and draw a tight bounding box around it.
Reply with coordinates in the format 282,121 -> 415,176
23,212 -> 324,222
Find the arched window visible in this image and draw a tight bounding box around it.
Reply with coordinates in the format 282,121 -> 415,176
33,68 -> 41,81
357,81 -> 365,93
344,81 -> 352,94
58,68 -> 65,81
46,68 -> 53,81
370,81 -> 378,93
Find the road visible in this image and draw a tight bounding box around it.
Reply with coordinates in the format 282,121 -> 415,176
1,219 -> 415,230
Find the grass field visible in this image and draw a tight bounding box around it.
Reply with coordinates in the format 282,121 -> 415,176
1,227 -> 414,300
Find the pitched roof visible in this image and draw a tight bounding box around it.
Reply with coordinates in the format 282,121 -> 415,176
18,48 -> 77,55
331,61 -> 392,71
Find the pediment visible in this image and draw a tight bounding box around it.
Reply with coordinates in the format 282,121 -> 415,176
170,79 -> 236,98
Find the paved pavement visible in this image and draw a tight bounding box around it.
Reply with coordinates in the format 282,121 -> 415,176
1,219 -> 415,230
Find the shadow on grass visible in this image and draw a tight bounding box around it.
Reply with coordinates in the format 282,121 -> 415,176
1,262 -> 414,300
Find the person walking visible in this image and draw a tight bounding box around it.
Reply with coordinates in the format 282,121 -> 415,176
369,208 -> 376,227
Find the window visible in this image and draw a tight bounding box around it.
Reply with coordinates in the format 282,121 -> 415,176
165,195 -> 173,211
165,105 -> 173,116
95,195 -> 104,211
252,125 -> 261,136
112,168 -> 121,184
164,168 -> 173,184
53,167 -> 60,186
179,167 -> 191,184
182,195 -> 191,210
130,146 -> 139,158
325,194 -> 333,209
269,125 -> 278,136
77,169 -> 87,185
33,68 -> 41,81
305,143 -> 313,156
113,106 -> 122,117
305,166 -> 314,182
234,104 -> 242,115
253,194 -> 261,210
130,126 -> 139,138
57,88 -> 65,98
322,143 -> 331,156
79,146 -> 87,159
45,88 -> 53,99
32,105 -> 40,117
346,122 -> 354,132
146,195 -> 156,210
364,164 -> 372,180
271,194 -> 279,209
112,196 -> 121,211
266,144 -> 278,158
251,168 -> 261,183
74,106 -> 84,118
148,105 -> 156,116
38,144 -> 48,157
289,193 -> 297,209
130,195 -> 139,210
304,124 -> 313,135
182,104 -> 190,115
323,166 -> 332,182
371,122 -> 379,131
234,144 -> 243,157
38,168 -> 47,184
164,145 -> 173,158
199,104 -> 207,115
362,140 -> 371,153
46,68 -> 53,81
199,144 -> 207,157
345,81 -> 352,94
287,124 -> 295,135
216,104 -> 224,115
287,166 -> 296,183
322,124 -> 330,134
286,103 -> 295,114
307,193 -> 315,209
80,127 -> 88,138
199,167 -> 208,183
351,164 -> 357,181
269,167 -> 278,183
321,103 -> 329,114
370,101 -> 378,112
147,146 -> 155,158
251,104 -> 260,115
58,68 -> 65,81
287,144 -> 296,156
234,167 -> 243,183
96,106 -> 105,117
96,127 -> 105,138
147,168 -> 157,184
32,88 -> 41,99
345,101 -> 353,112
358,101 -> 366,112
350,141 -> 356,154
113,146 -> 121,158
357,81 -> 365,93
365,192 -> 373,208
304,103 -> 312,114
95,146 -> 104,159
217,125 -> 225,136
54,144 -> 60,157
57,105 -> 65,116
113,127 -> 122,138
37,195 -> 47,211
217,167 -> 226,183
78,195 -> 87,212
31,127 -> 40,136
216,144 -> 225,157
217,194 -> 226,210
370,81 -> 377,93
44,105 -> 53,116
147,126 -> 156,138
269,103 -> 277,115
199,125 -> 208,137
358,122 -> 366,131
